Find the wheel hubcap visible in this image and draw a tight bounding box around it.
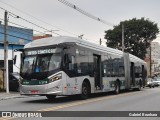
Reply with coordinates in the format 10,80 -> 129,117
116,86 -> 119,93
83,87 -> 87,95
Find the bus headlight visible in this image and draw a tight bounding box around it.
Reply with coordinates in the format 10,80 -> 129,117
48,73 -> 62,83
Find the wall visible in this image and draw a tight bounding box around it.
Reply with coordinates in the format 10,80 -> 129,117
0,69 -> 3,90
0,24 -> 33,45
0,24 -> 33,83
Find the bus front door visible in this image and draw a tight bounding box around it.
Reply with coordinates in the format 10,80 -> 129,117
130,62 -> 135,86
93,54 -> 102,90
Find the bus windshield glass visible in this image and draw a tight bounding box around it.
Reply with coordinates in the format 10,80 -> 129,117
21,48 -> 62,74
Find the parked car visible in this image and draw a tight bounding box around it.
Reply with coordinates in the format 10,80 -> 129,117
153,77 -> 160,87
9,73 -> 20,92
146,78 -> 155,88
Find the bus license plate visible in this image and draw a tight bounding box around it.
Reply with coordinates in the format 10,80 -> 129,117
30,90 -> 39,94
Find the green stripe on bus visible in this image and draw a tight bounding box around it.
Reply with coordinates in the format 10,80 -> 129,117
22,79 -> 49,85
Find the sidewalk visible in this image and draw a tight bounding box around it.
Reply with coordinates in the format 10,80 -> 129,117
0,91 -> 27,101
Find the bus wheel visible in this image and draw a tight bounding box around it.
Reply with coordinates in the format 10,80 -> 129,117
136,80 -> 142,91
115,81 -> 120,94
16,86 -> 20,92
81,82 -> 89,99
46,95 -> 56,100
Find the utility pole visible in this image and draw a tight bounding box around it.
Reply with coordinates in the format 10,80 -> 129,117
150,43 -> 152,77
4,11 -> 9,93
122,23 -> 124,52
99,38 -> 102,45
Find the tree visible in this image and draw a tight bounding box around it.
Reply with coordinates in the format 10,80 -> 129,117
104,18 -> 159,59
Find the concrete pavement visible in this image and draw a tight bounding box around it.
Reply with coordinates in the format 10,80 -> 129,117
0,91 -> 27,101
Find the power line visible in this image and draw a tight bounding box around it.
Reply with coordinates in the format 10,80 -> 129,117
0,18 -> 48,37
0,11 -> 98,44
0,1 -> 107,43
0,5 -> 6,11
10,14 -> 61,36
0,16 -> 99,44
0,6 -> 61,36
58,0 -> 114,26
0,4 -> 102,44
0,0 -> 79,37
8,21 -> 44,35
0,29 -> 101,45
0,31 -> 32,41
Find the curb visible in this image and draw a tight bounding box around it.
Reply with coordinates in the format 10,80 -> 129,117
0,95 -> 28,101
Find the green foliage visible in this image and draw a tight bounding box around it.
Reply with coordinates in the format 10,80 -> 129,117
104,18 -> 159,59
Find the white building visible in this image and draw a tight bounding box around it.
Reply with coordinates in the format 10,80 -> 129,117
151,40 -> 160,75
151,42 -> 160,64
145,39 -> 160,76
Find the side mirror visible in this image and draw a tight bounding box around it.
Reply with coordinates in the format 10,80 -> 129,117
13,55 -> 17,65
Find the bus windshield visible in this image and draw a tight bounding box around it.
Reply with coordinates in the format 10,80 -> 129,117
22,48 -> 62,74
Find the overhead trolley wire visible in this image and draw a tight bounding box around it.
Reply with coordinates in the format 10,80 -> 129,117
0,6 -> 61,36
0,1 -> 79,37
58,0 -> 114,26
0,0 -> 107,43
0,4 -> 103,43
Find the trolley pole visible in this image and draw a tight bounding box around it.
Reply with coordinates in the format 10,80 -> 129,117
4,11 -> 9,93
99,38 -> 102,45
122,23 -> 124,52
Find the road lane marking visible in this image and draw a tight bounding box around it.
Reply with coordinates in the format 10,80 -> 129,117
38,91 -> 143,111
0,117 -> 12,120
0,90 -> 144,119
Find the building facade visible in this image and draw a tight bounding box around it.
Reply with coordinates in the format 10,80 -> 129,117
0,23 -> 33,70
0,23 -> 33,90
145,40 -> 160,76
151,41 -> 160,75
33,34 -> 52,40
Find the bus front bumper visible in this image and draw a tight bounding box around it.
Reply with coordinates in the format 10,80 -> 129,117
20,82 -> 63,96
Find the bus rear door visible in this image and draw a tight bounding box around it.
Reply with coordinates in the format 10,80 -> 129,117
93,54 -> 102,90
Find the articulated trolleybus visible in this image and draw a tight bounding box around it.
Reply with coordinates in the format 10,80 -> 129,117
20,36 -> 147,100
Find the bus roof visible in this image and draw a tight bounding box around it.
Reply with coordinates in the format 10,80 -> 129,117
24,36 -> 145,63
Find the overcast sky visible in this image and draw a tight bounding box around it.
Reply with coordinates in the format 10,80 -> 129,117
0,0 -> 160,44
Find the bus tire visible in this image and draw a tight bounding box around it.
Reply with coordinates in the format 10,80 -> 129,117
80,82 -> 89,99
136,80 -> 142,91
16,86 -> 20,92
46,95 -> 56,100
115,81 -> 120,94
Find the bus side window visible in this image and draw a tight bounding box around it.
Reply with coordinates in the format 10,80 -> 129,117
64,54 -> 71,64
69,55 -> 75,71
64,53 -> 76,71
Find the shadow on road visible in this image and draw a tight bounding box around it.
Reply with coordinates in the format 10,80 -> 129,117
24,88 -> 144,104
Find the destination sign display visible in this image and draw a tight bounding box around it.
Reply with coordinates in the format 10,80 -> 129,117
26,49 -> 57,55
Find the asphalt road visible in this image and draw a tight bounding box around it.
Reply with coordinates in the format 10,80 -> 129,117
0,87 -> 160,120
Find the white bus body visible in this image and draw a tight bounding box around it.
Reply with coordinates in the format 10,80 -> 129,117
13,50 -> 22,74
19,36 -> 147,99
0,49 -> 21,74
